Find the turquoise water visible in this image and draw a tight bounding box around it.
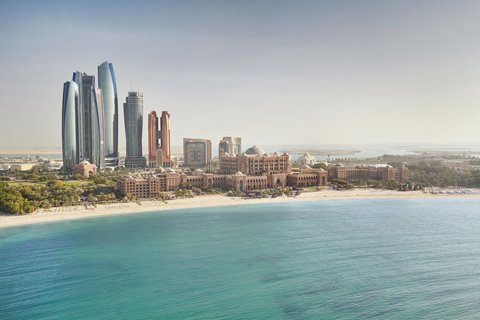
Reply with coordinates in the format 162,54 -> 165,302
1,199 -> 480,319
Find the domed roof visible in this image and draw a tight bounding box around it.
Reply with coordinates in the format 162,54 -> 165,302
244,145 -> 265,156
78,160 -> 91,165
192,168 -> 205,176
297,153 -> 316,162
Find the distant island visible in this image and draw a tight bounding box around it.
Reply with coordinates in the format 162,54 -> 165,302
280,149 -> 361,156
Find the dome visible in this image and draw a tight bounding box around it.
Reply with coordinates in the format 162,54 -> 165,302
244,145 -> 265,156
234,171 -> 245,176
192,168 -> 205,176
78,160 -> 91,165
297,153 -> 317,166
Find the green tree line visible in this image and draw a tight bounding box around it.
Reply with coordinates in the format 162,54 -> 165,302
0,175 -> 121,215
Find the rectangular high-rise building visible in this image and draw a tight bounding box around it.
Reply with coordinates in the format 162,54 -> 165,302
148,111 -> 159,163
160,111 -> 171,161
148,110 -> 172,168
183,138 -> 212,167
219,136 -> 241,158
124,92 -> 146,168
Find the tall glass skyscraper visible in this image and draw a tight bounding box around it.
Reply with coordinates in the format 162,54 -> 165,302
72,72 -> 104,170
124,92 -> 146,168
61,61 -> 117,172
62,81 -> 79,170
98,61 -> 118,166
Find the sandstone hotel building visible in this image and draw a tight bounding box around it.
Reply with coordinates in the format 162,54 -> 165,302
118,145 -> 408,199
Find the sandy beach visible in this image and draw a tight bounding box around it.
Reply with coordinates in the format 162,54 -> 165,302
1,188 -> 479,229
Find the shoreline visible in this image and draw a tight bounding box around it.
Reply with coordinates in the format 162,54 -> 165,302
1,189 -> 480,229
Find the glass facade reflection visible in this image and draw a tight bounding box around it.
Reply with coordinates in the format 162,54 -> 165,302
72,72 -> 105,170
62,81 -> 79,170
124,92 -> 146,168
62,61 -> 118,171
98,61 -> 118,166
124,92 -> 144,157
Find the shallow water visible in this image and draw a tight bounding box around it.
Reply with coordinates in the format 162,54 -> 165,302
1,199 -> 480,319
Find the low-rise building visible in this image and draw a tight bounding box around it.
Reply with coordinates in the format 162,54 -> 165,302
117,167 -> 330,198
328,164 -> 409,182
287,169 -> 328,188
9,163 -> 36,171
72,160 -> 97,177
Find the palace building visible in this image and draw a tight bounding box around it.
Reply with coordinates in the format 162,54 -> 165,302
219,145 -> 291,175
117,144 -> 408,199
328,164 -> 409,182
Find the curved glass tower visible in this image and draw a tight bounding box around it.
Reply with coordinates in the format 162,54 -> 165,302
93,88 -> 105,170
62,81 -> 79,171
98,61 -> 118,166
72,72 -> 104,170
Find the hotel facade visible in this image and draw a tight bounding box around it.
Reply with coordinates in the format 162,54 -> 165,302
183,138 -> 212,167
328,164 -> 409,182
118,145 -> 331,198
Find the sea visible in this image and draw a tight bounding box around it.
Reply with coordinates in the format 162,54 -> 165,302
1,199 -> 480,319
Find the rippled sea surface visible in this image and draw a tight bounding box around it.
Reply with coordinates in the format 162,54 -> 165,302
2,199 -> 480,319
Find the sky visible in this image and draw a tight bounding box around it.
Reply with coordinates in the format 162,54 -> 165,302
1,0 -> 480,151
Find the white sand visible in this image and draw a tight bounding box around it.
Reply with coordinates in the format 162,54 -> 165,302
1,189 -> 479,229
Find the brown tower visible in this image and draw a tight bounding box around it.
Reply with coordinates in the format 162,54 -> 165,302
160,111 -> 171,160
147,111 -> 159,162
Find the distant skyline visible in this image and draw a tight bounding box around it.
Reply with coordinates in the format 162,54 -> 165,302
1,0 -> 480,150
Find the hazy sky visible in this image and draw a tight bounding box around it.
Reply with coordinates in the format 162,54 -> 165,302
1,0 -> 480,150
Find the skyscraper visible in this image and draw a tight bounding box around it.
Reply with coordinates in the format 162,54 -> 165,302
62,62 -> 117,172
61,81 -> 79,170
148,111 -> 159,163
98,61 -> 119,167
72,72 -> 104,170
148,110 -> 173,168
219,137 -> 242,158
183,138 -> 212,167
160,111 -> 171,161
124,92 -> 146,168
